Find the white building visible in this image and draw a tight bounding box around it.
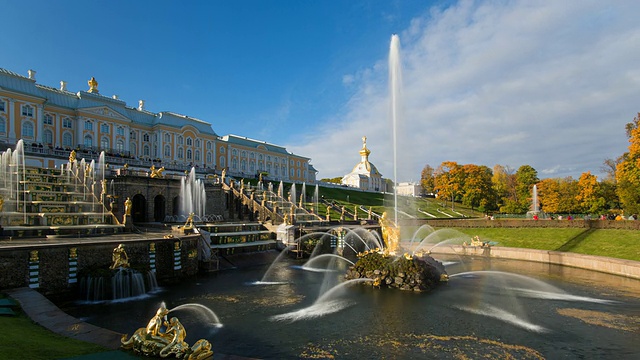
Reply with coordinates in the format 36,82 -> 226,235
396,182 -> 422,197
341,136 -> 384,192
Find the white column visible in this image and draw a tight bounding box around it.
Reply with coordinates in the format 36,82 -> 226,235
8,100 -> 15,140
56,114 -> 62,145
157,131 -> 164,159
125,126 -> 130,152
36,104 -> 44,143
76,117 -> 84,147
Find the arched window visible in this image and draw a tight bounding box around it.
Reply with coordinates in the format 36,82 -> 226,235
117,126 -> 124,136
164,133 -> 171,142
186,137 -> 192,146
21,105 -> 34,117
266,164 -> 271,174
84,134 -> 93,147
232,158 -> 237,170
143,133 -> 150,142
84,120 -> 93,131
205,152 -> 211,163
164,145 -> 171,157
101,137 -> 109,150
219,156 -> 225,168
129,142 -> 137,156
196,139 -> 201,148
43,129 -> 53,145
195,150 -> 200,161
63,132 -> 73,147
116,140 -> 124,152
249,161 -> 255,173
177,135 -> 184,145
241,160 -> 247,171
290,168 -> 294,177
143,145 -> 150,156
178,147 -> 184,159
22,121 -> 34,138
241,150 -> 247,158
186,149 -> 192,160
0,118 -> 5,133
44,114 -> 53,125
274,165 -> 278,176
218,145 -> 223,153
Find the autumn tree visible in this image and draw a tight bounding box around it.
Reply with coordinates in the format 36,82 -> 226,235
538,177 -> 579,213
433,161 -> 463,205
492,164 -> 517,212
616,113 -> 640,214
420,164 -> 435,194
576,172 -> 606,214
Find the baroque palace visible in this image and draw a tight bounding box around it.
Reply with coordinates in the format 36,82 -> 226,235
0,67 -> 316,183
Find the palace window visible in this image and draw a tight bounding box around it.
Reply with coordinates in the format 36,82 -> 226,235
22,121 -> 34,138
143,133 -> 150,142
0,118 -> 5,133
177,136 -> 183,145
297,161 -> 301,167
130,131 -> 137,140
43,129 -> 53,145
164,145 -> 171,157
274,166 -> 278,176
178,147 -> 184,159
241,160 -> 246,171
219,156 -> 225,168
249,161 -> 255,173
100,123 -> 110,133
84,135 -> 93,147
297,169 -> 301,177
101,137 -> 109,150
250,152 -> 255,159
195,139 -> 201,148
130,146 -> 136,157
232,149 -> 237,156
241,150 -> 247,158
117,126 -> 125,136
186,137 -> 192,146
63,118 -> 72,128
21,105 -> 34,117
143,145 -> 150,157
290,168 -> 294,177
0,100 -> 5,112
232,158 -> 237,170
266,164 -> 271,174
44,114 -> 53,125
63,132 -> 72,147
206,152 -> 212,163
164,133 -> 171,142
116,140 -> 124,152
85,120 -> 93,131
187,149 -> 192,160
259,154 -> 263,160
195,150 -> 200,161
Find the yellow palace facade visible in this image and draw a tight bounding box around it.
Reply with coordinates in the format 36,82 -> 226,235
0,68 -> 316,183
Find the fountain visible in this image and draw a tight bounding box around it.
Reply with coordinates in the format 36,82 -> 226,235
79,243 -> 158,302
179,168 -> 206,220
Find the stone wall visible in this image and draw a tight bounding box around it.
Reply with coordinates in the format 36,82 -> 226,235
0,235 -> 201,296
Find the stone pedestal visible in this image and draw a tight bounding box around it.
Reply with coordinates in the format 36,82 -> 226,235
124,215 -> 133,230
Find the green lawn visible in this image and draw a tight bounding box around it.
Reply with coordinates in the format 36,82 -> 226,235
451,227 -> 640,261
0,302 -> 107,360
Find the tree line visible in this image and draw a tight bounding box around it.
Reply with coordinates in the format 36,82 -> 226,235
420,113 -> 640,215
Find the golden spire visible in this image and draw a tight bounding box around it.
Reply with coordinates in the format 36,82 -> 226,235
359,135 -> 371,158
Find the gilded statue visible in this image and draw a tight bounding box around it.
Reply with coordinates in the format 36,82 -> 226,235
379,212 -> 400,253
0,195 -> 4,212
184,213 -> 195,229
124,197 -> 132,216
88,76 -> 99,93
69,150 -> 76,163
121,305 -> 214,359
110,244 -> 130,269
150,165 -> 165,178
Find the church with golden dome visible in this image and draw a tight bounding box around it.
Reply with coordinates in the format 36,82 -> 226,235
341,136 -> 385,192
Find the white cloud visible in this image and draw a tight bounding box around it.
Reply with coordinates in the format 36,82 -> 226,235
290,0 -> 640,182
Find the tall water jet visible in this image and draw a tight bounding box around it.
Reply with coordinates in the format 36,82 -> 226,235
532,184 -> 539,213
179,167 -> 206,218
389,34 -> 403,225
314,184 -> 319,215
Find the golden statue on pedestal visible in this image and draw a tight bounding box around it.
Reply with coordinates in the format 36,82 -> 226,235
121,305 -> 213,359
110,244 -> 130,269
379,212 -> 400,253
69,150 -> 76,163
150,165 -> 165,178
88,77 -> 99,93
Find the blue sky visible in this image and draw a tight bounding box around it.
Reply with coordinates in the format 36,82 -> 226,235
3,1 -> 639,182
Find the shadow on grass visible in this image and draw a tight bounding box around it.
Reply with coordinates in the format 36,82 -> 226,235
554,228 -> 596,252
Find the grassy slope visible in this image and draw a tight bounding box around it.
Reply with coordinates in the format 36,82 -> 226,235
0,305 -> 107,359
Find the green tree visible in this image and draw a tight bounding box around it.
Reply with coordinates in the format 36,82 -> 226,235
460,164 -> 496,211
514,165 -> 539,213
